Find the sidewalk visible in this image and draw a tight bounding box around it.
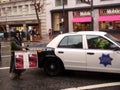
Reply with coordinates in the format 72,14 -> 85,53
0,34 -> 54,46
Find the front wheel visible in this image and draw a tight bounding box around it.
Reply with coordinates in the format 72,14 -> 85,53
44,58 -> 63,76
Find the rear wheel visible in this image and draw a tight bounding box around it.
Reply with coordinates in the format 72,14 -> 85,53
44,58 -> 63,76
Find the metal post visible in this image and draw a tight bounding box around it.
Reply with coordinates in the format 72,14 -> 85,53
91,0 -> 94,31
0,42 -> 1,61
61,0 -> 65,33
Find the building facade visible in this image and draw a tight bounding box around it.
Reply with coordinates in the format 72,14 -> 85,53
0,0 -> 120,40
0,0 -> 48,40
46,0 -> 120,37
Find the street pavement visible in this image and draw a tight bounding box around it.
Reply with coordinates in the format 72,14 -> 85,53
0,35 -> 120,90
0,36 -> 52,90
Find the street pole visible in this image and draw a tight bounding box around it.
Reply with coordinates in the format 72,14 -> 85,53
91,0 -> 94,31
0,42 -> 1,61
61,0 -> 65,34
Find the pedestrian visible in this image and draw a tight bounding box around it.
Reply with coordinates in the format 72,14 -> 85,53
20,29 -> 26,41
9,31 -> 26,80
28,28 -> 35,41
4,31 -> 8,41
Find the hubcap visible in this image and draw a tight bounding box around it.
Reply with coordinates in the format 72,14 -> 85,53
50,64 -> 55,70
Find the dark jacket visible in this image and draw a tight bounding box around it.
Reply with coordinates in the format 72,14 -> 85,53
10,36 -> 23,73
10,36 -> 22,51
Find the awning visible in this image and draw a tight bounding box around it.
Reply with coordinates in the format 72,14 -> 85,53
72,16 -> 91,22
98,15 -> 120,21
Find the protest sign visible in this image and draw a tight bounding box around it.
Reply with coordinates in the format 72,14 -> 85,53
15,50 -> 38,69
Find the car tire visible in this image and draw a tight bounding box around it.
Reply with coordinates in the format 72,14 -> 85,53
44,58 -> 63,76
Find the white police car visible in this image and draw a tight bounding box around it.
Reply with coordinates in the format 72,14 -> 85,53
38,31 -> 120,76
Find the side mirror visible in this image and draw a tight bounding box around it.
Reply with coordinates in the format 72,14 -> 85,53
110,44 -> 120,51
113,47 -> 120,51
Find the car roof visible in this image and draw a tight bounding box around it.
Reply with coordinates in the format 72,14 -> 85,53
62,31 -> 107,36
47,31 -> 107,48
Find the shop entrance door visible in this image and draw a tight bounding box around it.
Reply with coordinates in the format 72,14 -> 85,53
81,23 -> 91,31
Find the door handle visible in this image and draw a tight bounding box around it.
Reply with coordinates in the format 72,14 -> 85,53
58,51 -> 64,54
87,52 -> 94,55
116,51 -> 120,54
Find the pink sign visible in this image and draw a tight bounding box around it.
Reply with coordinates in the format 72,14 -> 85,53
98,15 -> 120,21
72,16 -> 91,22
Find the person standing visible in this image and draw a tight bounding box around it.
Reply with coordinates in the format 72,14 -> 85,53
28,27 -> 35,41
10,31 -> 26,80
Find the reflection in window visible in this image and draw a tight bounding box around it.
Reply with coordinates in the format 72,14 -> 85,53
58,35 -> 83,48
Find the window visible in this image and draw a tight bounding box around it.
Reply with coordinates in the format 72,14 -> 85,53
53,13 -> 60,31
2,8 -> 6,16
18,6 -> 22,15
55,0 -> 67,6
30,4 -> 35,13
76,0 -> 91,4
13,6 -> 17,15
24,5 -> 29,14
58,35 -> 83,48
101,0 -> 110,1
87,35 -> 116,50
7,7 -> 12,15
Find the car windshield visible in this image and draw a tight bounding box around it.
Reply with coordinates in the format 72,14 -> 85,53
105,34 -> 120,45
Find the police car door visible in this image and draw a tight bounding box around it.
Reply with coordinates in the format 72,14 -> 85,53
86,35 -> 120,73
56,35 -> 86,70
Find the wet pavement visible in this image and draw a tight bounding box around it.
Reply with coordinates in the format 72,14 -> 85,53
0,36 -> 120,90
0,38 -> 51,90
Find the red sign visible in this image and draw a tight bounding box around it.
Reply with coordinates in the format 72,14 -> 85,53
15,51 -> 38,69
15,54 -> 24,69
28,54 -> 37,68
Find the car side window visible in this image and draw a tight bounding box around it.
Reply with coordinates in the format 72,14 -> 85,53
87,35 -> 116,50
58,36 -> 68,48
58,35 -> 83,48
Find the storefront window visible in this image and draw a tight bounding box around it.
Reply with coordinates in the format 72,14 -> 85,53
73,22 -> 91,31
72,10 -> 91,31
99,8 -> 120,31
99,21 -> 120,31
53,13 -> 60,31
115,21 -> 120,30
10,26 -> 23,31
